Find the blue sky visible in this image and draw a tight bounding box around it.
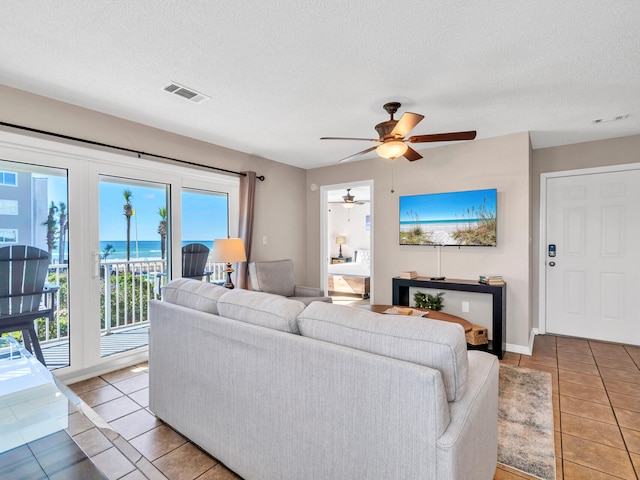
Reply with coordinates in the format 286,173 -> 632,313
399,188 -> 496,222
45,176 -> 228,241
99,181 -> 228,241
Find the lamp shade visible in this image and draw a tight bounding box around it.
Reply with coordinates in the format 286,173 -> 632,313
335,236 -> 346,245
211,238 -> 247,263
376,140 -> 408,159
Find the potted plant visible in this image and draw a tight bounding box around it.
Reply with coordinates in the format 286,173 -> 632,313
413,291 -> 445,311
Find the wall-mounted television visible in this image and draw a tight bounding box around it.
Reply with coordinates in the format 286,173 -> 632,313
399,188 -> 497,246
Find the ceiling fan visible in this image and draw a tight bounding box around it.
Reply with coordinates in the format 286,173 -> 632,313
329,188 -> 368,209
321,102 -> 477,163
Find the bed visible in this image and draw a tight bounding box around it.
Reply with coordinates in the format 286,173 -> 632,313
328,249 -> 370,298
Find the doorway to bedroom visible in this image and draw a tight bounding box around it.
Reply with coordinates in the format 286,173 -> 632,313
322,181 -> 373,306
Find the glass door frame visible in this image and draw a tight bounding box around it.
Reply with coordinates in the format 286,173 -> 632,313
0,127 -> 239,381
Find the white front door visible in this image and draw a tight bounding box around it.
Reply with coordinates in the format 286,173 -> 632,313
544,168 -> 640,345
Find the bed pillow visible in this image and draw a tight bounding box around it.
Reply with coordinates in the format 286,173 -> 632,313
161,278 -> 228,315
297,302 -> 468,401
217,289 -> 305,334
357,249 -> 371,264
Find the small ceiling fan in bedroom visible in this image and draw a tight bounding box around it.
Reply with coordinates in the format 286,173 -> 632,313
321,102 -> 477,163
329,189 -> 369,209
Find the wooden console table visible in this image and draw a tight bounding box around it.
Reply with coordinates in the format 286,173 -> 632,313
392,277 -> 506,358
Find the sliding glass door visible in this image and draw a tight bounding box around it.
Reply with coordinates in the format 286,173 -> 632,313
0,159 -> 71,369
98,176 -> 169,358
0,128 -> 239,377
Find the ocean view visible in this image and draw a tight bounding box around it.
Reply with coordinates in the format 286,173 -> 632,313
399,219 -> 480,232
98,240 -> 214,260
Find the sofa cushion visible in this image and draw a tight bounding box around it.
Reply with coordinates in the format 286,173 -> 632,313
298,302 -> 469,401
217,289 -> 305,334
162,278 -> 228,315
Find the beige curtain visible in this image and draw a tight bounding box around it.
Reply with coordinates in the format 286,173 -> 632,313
236,171 -> 256,289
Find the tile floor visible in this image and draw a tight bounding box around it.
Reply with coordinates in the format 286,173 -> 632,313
67,334 -> 640,480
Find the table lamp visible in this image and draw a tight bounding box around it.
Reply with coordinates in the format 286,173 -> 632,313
211,238 -> 247,289
335,236 -> 346,259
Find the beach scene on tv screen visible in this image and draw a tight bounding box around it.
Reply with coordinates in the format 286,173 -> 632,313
399,188 -> 497,246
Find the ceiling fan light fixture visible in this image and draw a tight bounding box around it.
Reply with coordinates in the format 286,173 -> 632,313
342,202 -> 355,209
377,140 -> 408,159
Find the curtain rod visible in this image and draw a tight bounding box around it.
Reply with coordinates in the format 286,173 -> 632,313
0,121 -> 265,181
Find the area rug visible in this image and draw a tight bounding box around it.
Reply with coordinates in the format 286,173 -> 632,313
498,364 -> 555,480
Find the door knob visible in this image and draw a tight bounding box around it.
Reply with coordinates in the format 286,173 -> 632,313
549,261 -> 556,267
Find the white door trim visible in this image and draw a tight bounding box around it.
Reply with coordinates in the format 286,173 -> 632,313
320,180 -> 374,301
538,162 -> 640,334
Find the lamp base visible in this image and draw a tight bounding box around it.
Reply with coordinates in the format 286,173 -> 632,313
224,263 -> 235,289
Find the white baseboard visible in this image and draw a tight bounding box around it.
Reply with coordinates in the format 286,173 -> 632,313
504,328 -> 538,356
505,343 -> 531,355
53,347 -> 148,384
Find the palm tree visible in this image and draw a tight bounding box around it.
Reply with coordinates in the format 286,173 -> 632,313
102,244 -> 115,260
43,201 -> 58,259
123,189 -> 133,262
57,202 -> 68,263
157,206 -> 167,260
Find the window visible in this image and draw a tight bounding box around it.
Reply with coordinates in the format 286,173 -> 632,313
0,171 -> 17,186
0,229 -> 18,243
0,199 -> 18,215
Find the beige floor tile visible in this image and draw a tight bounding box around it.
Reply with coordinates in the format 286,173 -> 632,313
79,384 -> 124,407
110,408 -> 162,441
556,351 -> 596,365
520,355 -> 558,369
560,413 -> 625,449
562,460 -> 626,479
129,387 -> 150,408
559,370 -> 604,390
113,372 -> 150,395
101,365 -> 147,384
562,434 -> 636,479
621,428 -> 640,455
73,427 -> 113,457
68,376 -> 109,394
557,359 -> 600,376
602,377 -> 640,398
630,452 -> 640,476
130,425 -> 187,461
66,410 -> 96,436
556,336 -> 589,346
560,396 -> 617,425
614,407 -> 640,432
92,395 -> 142,423
595,355 -> 638,372
559,380 -> 610,405
197,463 -> 242,480
91,446 -> 136,479
152,442 -> 216,480
609,391 -> 640,413
599,366 -> 640,384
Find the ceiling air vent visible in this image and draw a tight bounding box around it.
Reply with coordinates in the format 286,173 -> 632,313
162,82 -> 210,104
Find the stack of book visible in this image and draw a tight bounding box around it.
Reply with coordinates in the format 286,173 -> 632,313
479,275 -> 505,285
399,271 -> 418,279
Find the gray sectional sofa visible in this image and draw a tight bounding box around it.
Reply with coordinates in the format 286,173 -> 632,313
149,278 -> 499,480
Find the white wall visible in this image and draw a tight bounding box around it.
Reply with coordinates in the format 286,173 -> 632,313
328,201 -> 370,260
0,85 -> 310,283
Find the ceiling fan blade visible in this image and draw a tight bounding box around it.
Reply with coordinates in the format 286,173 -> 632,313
390,112 -> 425,138
403,146 -> 423,162
321,137 -> 380,142
338,146 -> 378,163
407,131 -> 477,143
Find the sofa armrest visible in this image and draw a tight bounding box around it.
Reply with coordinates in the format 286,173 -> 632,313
294,285 -> 325,297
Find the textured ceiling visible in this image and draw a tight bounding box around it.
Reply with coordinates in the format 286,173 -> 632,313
1,1 -> 639,169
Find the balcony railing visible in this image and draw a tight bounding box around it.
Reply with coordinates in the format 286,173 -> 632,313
39,259 -> 228,345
